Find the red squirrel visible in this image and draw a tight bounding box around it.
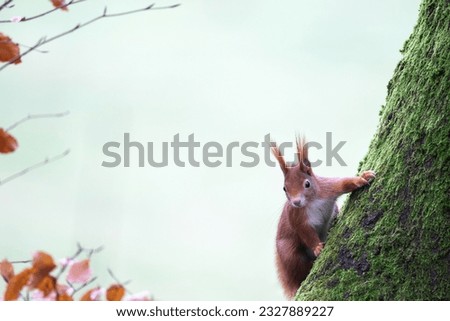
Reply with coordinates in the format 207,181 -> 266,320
271,137 -> 376,298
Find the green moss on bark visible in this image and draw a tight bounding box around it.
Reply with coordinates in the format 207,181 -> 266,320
296,0 -> 450,300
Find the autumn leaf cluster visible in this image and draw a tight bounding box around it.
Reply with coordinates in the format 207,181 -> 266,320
0,249 -> 152,301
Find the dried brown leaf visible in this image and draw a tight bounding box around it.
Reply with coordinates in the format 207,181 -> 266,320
34,275 -> 56,297
57,293 -> 73,301
106,284 -> 125,301
56,284 -> 73,301
0,33 -> 21,64
0,259 -> 14,282
80,289 -> 93,301
50,0 -> 69,11
4,268 -> 32,301
32,251 -> 56,274
79,287 -> 101,301
29,251 -> 56,288
0,129 -> 18,154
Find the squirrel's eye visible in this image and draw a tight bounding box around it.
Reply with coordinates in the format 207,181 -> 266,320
283,186 -> 286,192
304,180 -> 311,188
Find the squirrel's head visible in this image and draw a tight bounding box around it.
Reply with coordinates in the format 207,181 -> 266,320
271,137 -> 316,208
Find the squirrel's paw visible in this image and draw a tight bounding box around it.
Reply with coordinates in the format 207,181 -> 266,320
360,170 -> 376,183
313,242 -> 324,257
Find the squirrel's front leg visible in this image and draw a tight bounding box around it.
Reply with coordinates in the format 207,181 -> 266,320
333,170 -> 376,195
297,222 -> 324,257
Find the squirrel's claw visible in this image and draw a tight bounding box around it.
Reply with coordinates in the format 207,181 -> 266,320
361,170 -> 376,183
313,242 -> 324,257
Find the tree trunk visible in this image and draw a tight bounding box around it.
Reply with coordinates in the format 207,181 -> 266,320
295,0 -> 449,300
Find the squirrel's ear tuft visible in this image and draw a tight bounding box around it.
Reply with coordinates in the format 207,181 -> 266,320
296,135 -> 312,175
271,141 -> 288,175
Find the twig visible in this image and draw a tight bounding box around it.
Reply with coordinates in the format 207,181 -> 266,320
102,3 -> 181,18
0,0 -> 86,23
55,243 -> 103,279
0,3 -> 180,71
0,37 -> 46,72
9,260 -> 32,264
0,0 -> 13,12
17,43 -> 48,54
54,243 -> 83,279
86,245 -> 104,259
0,149 -> 70,186
107,268 -> 131,287
78,242 -> 104,255
70,276 -> 98,295
6,111 -> 70,131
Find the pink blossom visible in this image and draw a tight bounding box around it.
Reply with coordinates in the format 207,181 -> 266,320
124,291 -> 152,301
90,288 -> 104,301
66,259 -> 92,284
31,290 -> 57,301
10,16 -> 23,23
59,257 -> 74,267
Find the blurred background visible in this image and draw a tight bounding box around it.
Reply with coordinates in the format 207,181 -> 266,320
0,0 -> 420,300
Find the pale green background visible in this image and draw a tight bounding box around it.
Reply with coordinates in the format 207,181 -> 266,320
0,0 -> 420,300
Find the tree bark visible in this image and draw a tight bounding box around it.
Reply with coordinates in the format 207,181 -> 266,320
295,0 -> 449,300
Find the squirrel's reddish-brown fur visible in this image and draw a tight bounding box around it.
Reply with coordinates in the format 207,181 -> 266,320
271,137 -> 375,298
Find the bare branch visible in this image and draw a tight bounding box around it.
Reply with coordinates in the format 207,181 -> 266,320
17,42 -> 49,54
55,243 -> 103,280
0,0 -> 86,23
9,259 -> 32,264
70,276 -> 98,295
0,3 -> 180,71
0,37 -> 46,70
0,0 -> 13,12
77,243 -> 104,258
86,245 -> 104,259
6,111 -> 70,131
54,245 -> 83,279
107,268 -> 131,287
0,149 -> 70,186
101,3 -> 180,18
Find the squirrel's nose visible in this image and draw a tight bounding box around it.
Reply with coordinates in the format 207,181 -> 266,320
292,200 -> 302,208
